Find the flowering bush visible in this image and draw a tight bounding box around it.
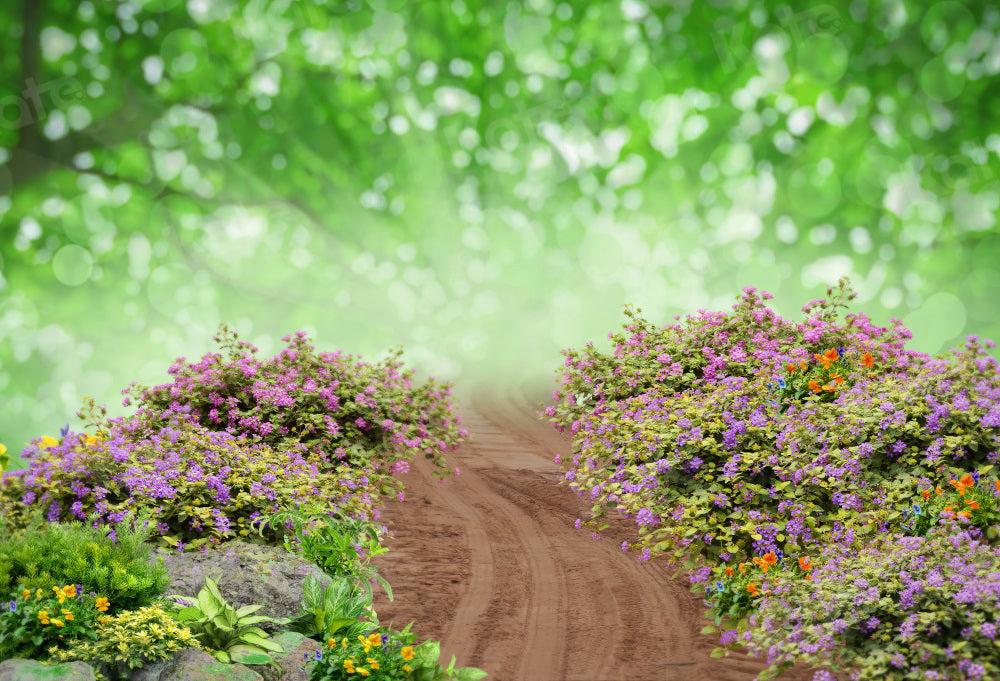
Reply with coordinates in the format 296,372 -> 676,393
545,280 -> 1000,566
0,418 -> 377,551
0,581 -> 111,662
743,521 -> 1000,681
120,325 -> 466,488
544,279 -> 1000,679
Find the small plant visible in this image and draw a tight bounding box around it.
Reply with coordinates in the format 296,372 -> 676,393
47,605 -> 202,681
0,582 -> 105,661
164,576 -> 284,666
0,508 -> 170,613
286,573 -> 379,643
304,623 -> 488,681
257,503 -> 393,603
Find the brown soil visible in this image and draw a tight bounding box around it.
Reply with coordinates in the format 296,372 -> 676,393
370,383 -> 815,681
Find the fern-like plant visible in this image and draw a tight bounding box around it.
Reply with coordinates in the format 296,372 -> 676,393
0,508 -> 170,614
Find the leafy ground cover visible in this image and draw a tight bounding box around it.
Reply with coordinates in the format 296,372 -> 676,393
0,327 -> 484,680
544,278 -> 1000,681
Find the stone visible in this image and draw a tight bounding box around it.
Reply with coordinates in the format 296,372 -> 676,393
245,631 -> 323,681
0,659 -> 96,681
147,539 -> 333,635
156,649 -> 262,681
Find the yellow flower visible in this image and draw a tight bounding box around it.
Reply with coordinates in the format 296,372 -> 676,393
62,609 -> 74,621
36,589 -> 43,600
401,645 -> 415,661
370,660 -> 380,670
357,669 -> 370,677
62,585 -> 76,598
95,597 -> 110,612
21,589 -> 30,600
51,619 -> 64,627
327,638 -> 337,648
367,633 -> 382,647
40,436 -> 59,448
403,665 -> 413,673
37,609 -> 49,619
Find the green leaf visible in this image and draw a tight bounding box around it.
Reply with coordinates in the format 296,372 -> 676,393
227,647 -> 274,666
709,647 -> 726,658
239,633 -> 284,652
701,624 -> 718,634
235,604 -> 264,618
453,668 -> 489,681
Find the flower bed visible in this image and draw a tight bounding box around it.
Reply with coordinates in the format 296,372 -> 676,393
0,326 -> 485,680
544,279 -> 1000,681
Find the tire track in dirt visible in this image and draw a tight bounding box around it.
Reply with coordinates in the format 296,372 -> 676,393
370,381 -> 815,681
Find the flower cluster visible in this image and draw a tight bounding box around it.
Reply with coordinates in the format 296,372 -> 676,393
0,582 -> 111,661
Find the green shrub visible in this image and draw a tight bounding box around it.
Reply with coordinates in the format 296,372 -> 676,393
0,508 -> 169,613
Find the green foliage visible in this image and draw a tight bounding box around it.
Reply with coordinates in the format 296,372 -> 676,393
164,576 -> 285,666
47,605 -> 202,681
0,509 -> 170,614
0,582 -> 103,662
286,573 -> 379,643
257,503 -> 393,603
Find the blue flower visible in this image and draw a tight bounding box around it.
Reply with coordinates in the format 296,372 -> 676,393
972,470 -> 981,484
7,601 -> 15,612
302,652 -> 310,663
715,581 -> 726,592
314,650 -> 323,661
59,424 -> 70,439
913,504 -> 922,515
777,378 -> 787,389
381,633 -> 389,646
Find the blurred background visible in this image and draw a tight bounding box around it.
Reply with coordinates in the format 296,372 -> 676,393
1,0 -> 998,467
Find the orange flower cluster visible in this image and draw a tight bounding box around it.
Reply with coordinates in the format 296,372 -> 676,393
752,551 -> 778,572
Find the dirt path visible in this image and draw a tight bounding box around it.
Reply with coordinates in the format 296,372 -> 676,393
370,384 -> 813,681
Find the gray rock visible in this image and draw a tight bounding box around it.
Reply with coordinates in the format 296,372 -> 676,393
0,659 -> 96,681
148,539 -> 333,634
156,649 -> 262,681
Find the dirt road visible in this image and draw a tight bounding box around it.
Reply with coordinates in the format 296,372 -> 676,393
370,384 -> 813,681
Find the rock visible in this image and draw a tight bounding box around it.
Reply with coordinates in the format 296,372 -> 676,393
246,631 -> 323,681
148,539 -> 333,634
0,659 -> 96,681
156,649 -> 262,681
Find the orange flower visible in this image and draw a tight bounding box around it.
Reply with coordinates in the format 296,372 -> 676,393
725,566 -> 734,577
823,348 -> 839,362
965,500 -> 980,510
799,360 -> 807,370
814,354 -> 832,369
786,362 -> 797,374
957,510 -> 972,518
831,374 -> 844,384
936,485 -> 943,496
822,383 -> 836,392
996,480 -> 1000,493
747,583 -> 759,596
921,489 -> 930,500
808,380 -> 821,394
959,474 -> 975,488
752,557 -> 770,572
798,556 -> 812,572
738,563 -> 747,574
861,352 -> 874,367
805,574 -> 813,581
94,597 -> 110,612
762,551 -> 778,565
